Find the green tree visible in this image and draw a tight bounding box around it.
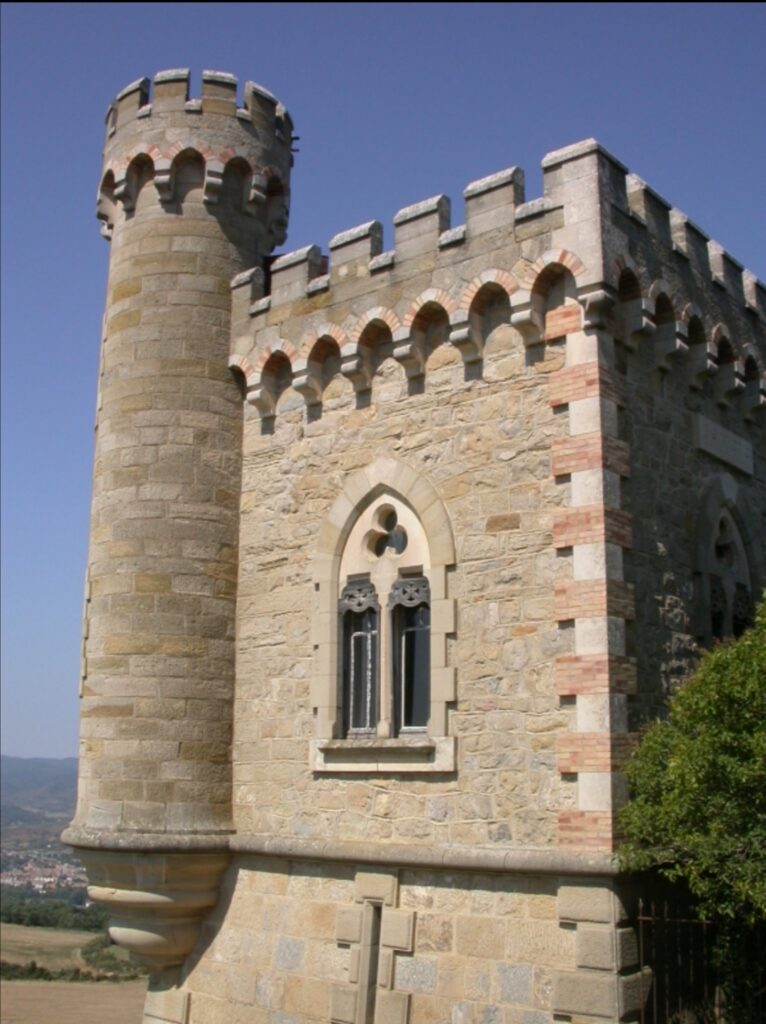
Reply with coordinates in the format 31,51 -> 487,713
619,600 -> 766,1018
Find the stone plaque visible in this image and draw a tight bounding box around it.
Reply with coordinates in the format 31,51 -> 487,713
693,415 -> 753,475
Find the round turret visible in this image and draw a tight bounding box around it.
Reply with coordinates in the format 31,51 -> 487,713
70,69 -> 293,843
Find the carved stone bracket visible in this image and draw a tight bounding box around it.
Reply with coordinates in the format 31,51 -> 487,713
245,382 -> 276,418
510,291 -> 543,346
618,297 -> 655,351
687,339 -> 718,388
714,359 -> 746,408
203,159 -> 225,204
340,348 -> 372,393
655,320 -> 689,372
77,849 -> 230,973
292,359 -> 323,407
392,327 -> 425,382
448,309 -> 482,363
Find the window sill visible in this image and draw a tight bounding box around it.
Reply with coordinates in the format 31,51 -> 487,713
311,736 -> 455,774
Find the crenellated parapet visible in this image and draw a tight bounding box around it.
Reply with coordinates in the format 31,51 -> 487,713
97,69 -> 293,245
226,138 -> 764,431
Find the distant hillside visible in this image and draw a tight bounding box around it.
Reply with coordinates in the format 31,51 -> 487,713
0,755 -> 78,819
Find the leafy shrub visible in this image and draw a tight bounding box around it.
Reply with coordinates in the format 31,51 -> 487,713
620,601 -> 766,1019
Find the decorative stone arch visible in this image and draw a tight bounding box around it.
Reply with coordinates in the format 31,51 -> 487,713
250,167 -> 290,247
647,279 -> 688,370
533,258 -> 583,343
113,146 -> 160,212
509,250 -> 586,346
612,257 -> 654,348
310,456 -> 456,773
614,253 -> 649,296
693,474 -> 762,645
710,322 -> 745,407
458,269 -> 519,314
341,309 -> 401,392
227,353 -> 258,389
450,271 -> 517,361
526,248 -> 586,291
254,339 -> 298,370
352,305 -> 401,339
402,288 -> 458,328
298,323 -> 349,361
96,170 -> 117,238
741,344 -> 766,418
293,326 -> 348,407
244,344 -> 297,418
710,321 -> 738,361
397,294 -> 454,381
219,155 -> 255,210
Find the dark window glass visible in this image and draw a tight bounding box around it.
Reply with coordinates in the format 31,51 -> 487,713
340,581 -> 379,735
390,577 -> 430,734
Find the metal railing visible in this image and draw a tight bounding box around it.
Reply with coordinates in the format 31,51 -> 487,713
636,886 -> 765,1023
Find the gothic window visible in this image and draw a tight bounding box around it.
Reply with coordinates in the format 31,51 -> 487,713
312,457 -> 457,773
695,487 -> 756,648
337,502 -> 431,738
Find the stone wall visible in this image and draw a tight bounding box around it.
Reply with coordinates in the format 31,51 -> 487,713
182,858 -> 640,1024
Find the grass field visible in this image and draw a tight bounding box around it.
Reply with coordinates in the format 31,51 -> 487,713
0,978 -> 147,1023
0,924 -> 96,970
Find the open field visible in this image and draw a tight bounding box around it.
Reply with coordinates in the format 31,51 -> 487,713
0,979 -> 147,1023
0,924 -> 95,970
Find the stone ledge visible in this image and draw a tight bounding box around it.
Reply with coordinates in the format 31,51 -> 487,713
311,735 -> 455,773
63,826 -> 232,852
229,834 -> 618,876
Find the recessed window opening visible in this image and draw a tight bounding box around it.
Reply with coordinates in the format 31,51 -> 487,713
338,495 -> 431,739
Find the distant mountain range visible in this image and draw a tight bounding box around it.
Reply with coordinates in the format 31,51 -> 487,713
0,755 -> 78,825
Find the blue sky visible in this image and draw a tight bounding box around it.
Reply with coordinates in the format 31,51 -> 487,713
1,2 -> 764,758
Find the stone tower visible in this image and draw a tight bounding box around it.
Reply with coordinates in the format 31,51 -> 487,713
64,68 -> 293,997
68,68 -> 765,1024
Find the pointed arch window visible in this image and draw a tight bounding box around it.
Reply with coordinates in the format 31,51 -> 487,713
694,480 -> 757,649
311,458 -> 457,773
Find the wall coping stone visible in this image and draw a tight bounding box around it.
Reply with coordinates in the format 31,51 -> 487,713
393,194 -> 449,226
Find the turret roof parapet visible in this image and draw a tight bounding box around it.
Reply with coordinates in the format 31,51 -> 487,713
104,69 -> 293,141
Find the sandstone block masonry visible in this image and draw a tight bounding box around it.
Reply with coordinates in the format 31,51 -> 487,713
67,71 -> 765,1024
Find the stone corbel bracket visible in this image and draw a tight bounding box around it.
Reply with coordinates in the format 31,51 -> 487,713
618,297 -> 655,351
245,382 -> 276,419
340,343 -> 373,394
75,847 -> 230,974
714,357 -> 746,408
655,317 -> 689,372
448,309 -> 482,364
392,326 -> 426,382
510,290 -> 544,346
687,337 -> 718,388
291,358 -> 323,408
154,158 -> 175,204
203,159 -> 225,204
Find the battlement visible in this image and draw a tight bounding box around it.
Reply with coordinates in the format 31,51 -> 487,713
229,139 -> 765,433
97,70 -> 295,245
105,68 -> 293,141
236,139 -> 763,329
